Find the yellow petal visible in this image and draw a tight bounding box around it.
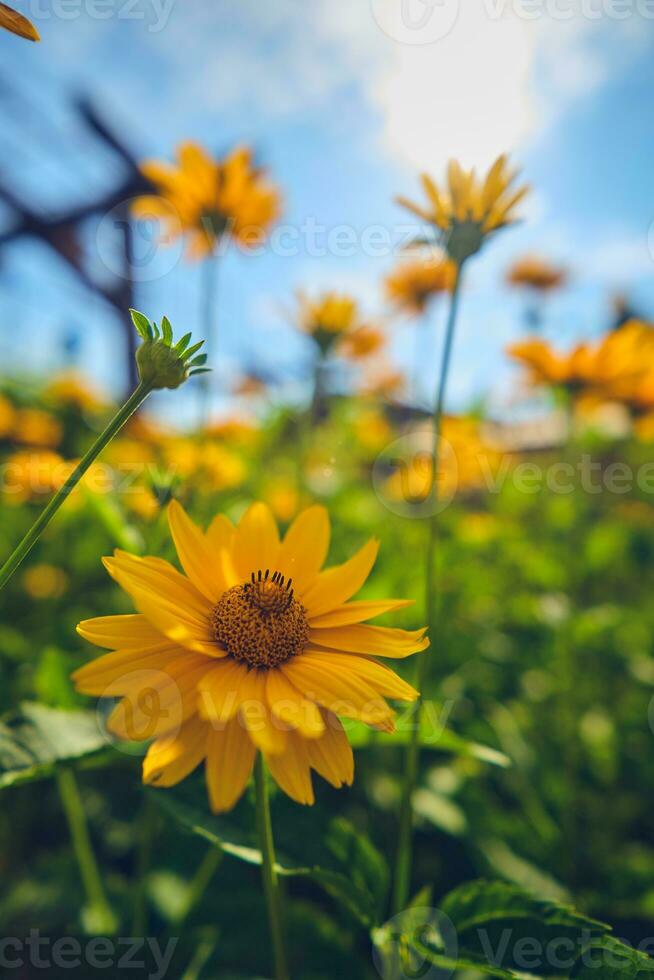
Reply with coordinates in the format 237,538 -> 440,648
143,714 -> 207,788
205,717 -> 256,813
76,613 -> 167,651
308,624 -> 429,659
198,658 -> 253,723
206,513 -> 234,552
282,653 -> 394,726
276,505 -> 330,596
299,651 -> 418,701
301,538 -> 379,618
306,711 -> 354,788
167,500 -> 229,601
0,2 -> 40,40
265,733 -> 314,806
72,645 -> 183,695
238,669 -> 287,755
106,655 -> 213,741
231,503 -> 280,580
266,669 -> 325,738
309,598 -> 414,629
103,553 -> 218,657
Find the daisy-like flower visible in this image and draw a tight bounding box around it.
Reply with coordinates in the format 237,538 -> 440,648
337,324 -> 386,361
385,254 -> 457,316
0,2 -> 39,40
397,155 -> 529,265
295,291 -> 362,355
506,255 -> 567,293
73,502 -> 427,812
132,142 -> 281,261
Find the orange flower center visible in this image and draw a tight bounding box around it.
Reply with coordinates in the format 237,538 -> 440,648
211,570 -> 309,669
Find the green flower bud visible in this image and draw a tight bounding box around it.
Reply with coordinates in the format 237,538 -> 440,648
130,310 -> 209,391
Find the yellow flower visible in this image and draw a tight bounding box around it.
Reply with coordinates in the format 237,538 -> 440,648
337,325 -> 386,361
296,291 -> 361,354
45,372 -> 107,413
73,501 -> 427,811
506,255 -> 567,292
360,363 -> 406,400
353,407 -> 393,453
12,408 -> 62,448
133,142 -> 281,260
397,155 -> 529,264
385,254 -> 457,316
0,2 -> 40,40
0,394 -> 17,438
22,564 -> 68,599
264,478 -> 300,522
508,321 -> 654,398
2,450 -> 65,504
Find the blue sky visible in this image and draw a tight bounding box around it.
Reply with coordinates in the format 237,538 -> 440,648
1,0 -> 653,421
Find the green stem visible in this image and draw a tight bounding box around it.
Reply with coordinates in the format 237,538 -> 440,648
131,796 -> 157,936
173,844 -> 223,927
392,262 -> 464,915
254,754 -> 289,980
0,380 -> 152,592
56,767 -> 116,934
200,253 -> 220,424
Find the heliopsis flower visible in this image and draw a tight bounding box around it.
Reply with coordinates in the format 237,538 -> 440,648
385,254 -> 457,316
73,502 -> 426,811
45,372 -> 107,413
337,324 -> 386,361
506,255 -> 567,293
12,408 -> 62,448
360,363 -> 406,400
295,291 -> 362,354
0,2 -> 40,40
397,155 -> 529,264
2,450 -> 65,504
508,321 -> 654,399
22,563 -> 68,599
133,142 -> 281,261
0,394 -> 17,438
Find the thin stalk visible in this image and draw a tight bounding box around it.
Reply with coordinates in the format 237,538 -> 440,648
200,253 -> 220,424
131,796 -> 157,936
0,380 -> 152,591
173,844 -> 223,927
392,262 -> 464,915
254,754 -> 289,980
56,767 -> 116,934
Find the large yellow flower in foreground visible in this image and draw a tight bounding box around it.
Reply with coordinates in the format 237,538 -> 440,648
73,502 -> 427,811
397,155 -> 529,264
0,2 -> 39,40
133,142 -> 281,260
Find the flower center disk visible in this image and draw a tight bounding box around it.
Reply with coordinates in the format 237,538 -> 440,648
211,570 -> 309,669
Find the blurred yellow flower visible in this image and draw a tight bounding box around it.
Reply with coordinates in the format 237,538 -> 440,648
0,2 -> 39,40
397,155 -> 529,264
360,363 -> 406,400
133,142 -> 281,260
0,394 -> 17,438
264,478 -> 300,523
353,407 -> 393,453
45,372 -> 107,413
3,451 -> 65,504
124,486 -> 161,522
338,325 -> 385,361
385,254 -> 457,316
22,564 -> 68,599
506,255 -> 567,293
201,444 -> 247,491
508,321 -> 654,399
203,416 -> 260,447
73,501 -> 427,811
12,409 -> 62,448
296,291 -> 361,354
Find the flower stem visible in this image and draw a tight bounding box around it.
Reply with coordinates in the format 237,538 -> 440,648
0,380 -> 152,592
254,754 -> 289,980
56,766 -> 116,934
200,253 -> 220,424
392,262 -> 464,915
173,843 -> 223,927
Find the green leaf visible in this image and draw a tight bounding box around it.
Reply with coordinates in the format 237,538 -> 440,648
151,781 -> 388,927
441,879 -> 609,976
346,709 -> 511,768
129,308 -> 152,340
190,368 -> 212,377
161,315 -> 173,345
0,702 -> 108,789
174,331 -> 193,354
571,938 -> 654,978
182,340 -> 205,362
188,353 -> 208,367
